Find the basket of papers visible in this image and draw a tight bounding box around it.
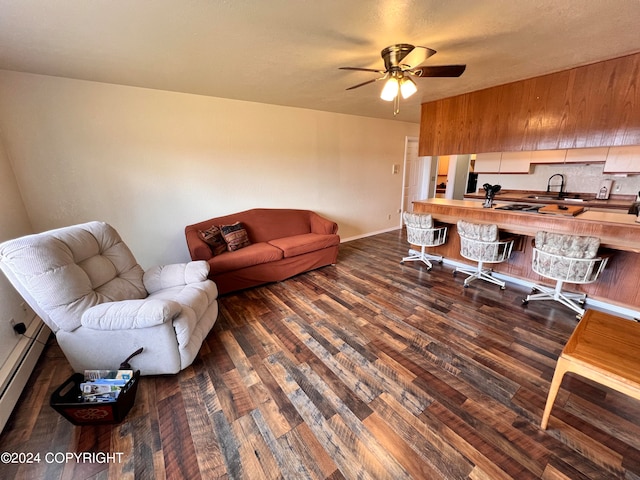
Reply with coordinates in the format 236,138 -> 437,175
50,348 -> 142,425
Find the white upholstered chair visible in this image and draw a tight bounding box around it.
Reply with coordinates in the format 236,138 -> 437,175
522,232 -> 608,318
0,221 -> 219,375
454,220 -> 514,289
400,212 -> 448,271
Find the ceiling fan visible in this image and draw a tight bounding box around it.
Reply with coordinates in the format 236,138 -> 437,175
339,43 -> 466,115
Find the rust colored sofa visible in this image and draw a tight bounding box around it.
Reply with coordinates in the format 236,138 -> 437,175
185,209 -> 340,294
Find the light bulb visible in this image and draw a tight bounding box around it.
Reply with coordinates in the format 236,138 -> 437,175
380,76 -> 399,101
400,76 -> 417,99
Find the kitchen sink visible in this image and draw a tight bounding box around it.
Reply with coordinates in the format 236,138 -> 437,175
527,195 -> 561,200
526,194 -> 584,201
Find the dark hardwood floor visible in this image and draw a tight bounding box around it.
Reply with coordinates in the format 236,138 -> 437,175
2,229 -> 640,479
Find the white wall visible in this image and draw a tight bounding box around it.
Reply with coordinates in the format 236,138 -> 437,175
0,129 -> 44,436
0,136 -> 35,368
0,70 -> 419,269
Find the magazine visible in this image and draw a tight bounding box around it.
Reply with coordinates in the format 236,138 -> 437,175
80,369 -> 134,402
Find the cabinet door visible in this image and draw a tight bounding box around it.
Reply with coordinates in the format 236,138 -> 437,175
474,152 -> 501,173
529,150 -> 566,164
565,147 -> 608,164
604,146 -> 640,173
499,151 -> 531,173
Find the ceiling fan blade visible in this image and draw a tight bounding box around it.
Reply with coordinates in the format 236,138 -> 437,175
339,66 -> 386,74
413,65 -> 466,77
399,46 -> 436,69
345,77 -> 384,90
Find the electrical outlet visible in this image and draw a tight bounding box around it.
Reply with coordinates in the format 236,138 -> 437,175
10,318 -> 18,335
615,184 -> 621,192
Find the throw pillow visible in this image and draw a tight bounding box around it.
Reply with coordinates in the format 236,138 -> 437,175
199,225 -> 228,256
219,222 -> 251,251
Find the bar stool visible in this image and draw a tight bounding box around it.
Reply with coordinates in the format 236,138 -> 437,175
454,220 -> 514,289
522,232 -> 609,319
400,212 -> 448,271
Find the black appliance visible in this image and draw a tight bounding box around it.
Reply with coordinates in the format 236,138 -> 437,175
482,183 -> 501,208
466,172 -> 478,194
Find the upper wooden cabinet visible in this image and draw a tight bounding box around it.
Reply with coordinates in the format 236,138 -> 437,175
419,52 -> 640,157
474,153 -> 501,173
472,146 -> 640,174
475,152 -> 532,174
564,148 -> 608,164
529,147 -> 609,164
604,146 -> 640,173
529,150 -> 566,164
499,152 -> 532,173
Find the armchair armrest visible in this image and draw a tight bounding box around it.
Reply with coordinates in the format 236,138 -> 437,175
143,261 -> 210,293
81,299 -> 182,330
309,212 -> 339,235
185,226 -> 214,261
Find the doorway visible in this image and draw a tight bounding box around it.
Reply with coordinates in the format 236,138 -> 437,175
402,139 -> 473,214
401,137 -> 434,220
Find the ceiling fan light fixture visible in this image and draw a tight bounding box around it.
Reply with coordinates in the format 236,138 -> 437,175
380,76 -> 399,101
340,43 -> 466,116
399,76 -> 417,99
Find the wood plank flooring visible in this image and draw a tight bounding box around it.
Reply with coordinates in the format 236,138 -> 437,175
2,229 -> 640,479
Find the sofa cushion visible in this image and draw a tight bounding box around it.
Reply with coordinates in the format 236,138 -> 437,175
199,225 -> 227,256
220,222 -> 251,251
209,242 -> 283,272
268,233 -> 340,258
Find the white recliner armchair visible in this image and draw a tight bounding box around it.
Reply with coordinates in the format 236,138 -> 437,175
0,221 -> 219,375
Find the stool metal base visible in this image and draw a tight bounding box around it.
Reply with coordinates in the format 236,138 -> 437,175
401,247 -> 443,271
454,261 -> 506,289
523,279 -> 586,318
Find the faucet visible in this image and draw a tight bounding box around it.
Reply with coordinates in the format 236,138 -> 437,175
546,174 -> 565,196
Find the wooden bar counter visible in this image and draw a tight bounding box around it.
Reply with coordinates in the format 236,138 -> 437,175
413,198 -> 640,311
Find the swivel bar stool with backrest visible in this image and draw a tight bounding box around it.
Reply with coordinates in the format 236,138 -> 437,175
522,231 -> 609,319
400,211 -> 448,271
454,220 -> 514,289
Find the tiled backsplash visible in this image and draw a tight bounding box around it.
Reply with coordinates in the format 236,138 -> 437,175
478,163 -> 640,196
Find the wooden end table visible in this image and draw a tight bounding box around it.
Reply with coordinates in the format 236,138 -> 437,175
541,309 -> 640,429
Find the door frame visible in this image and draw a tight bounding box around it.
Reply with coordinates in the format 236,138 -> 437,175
401,136 -> 434,227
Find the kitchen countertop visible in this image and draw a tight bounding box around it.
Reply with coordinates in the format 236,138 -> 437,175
411,198 -> 640,310
464,189 -> 635,211
412,198 -> 640,251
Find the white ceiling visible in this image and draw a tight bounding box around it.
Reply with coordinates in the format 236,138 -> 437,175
2,1 -> 640,123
